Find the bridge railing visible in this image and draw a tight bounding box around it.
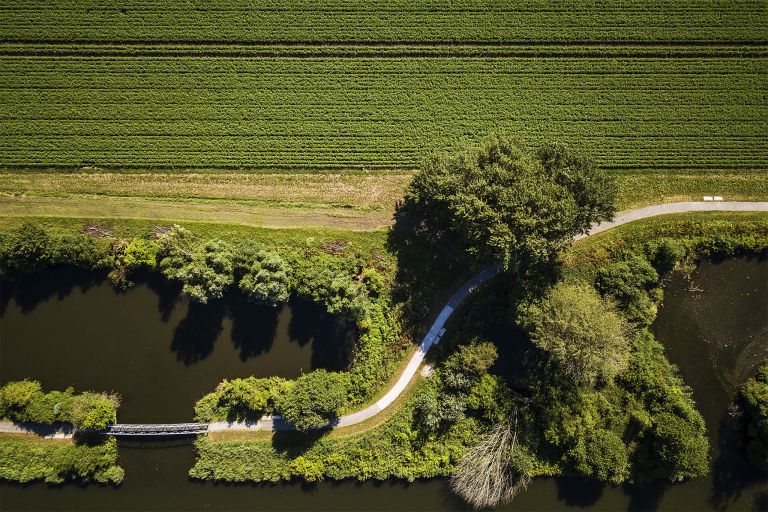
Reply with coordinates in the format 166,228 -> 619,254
96,423 -> 209,436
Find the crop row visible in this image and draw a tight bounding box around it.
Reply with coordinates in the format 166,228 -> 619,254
0,55 -> 765,170
3,44 -> 767,60
1,0 -> 765,43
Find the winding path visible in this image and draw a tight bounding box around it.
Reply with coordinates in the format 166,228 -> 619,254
209,201 -> 768,432
2,201 -> 766,437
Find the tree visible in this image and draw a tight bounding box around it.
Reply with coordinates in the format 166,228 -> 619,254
158,226 -> 234,303
239,250 -> 292,307
0,380 -> 42,417
450,415 -> 536,508
573,429 -> 630,484
644,237 -> 686,274
398,133 -> 616,270
278,370 -> 348,431
122,238 -> 160,270
442,339 -> 498,392
519,282 -> 632,386
595,254 -> 660,325
650,412 -> 709,481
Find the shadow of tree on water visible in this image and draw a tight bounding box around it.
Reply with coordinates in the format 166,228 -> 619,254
171,301 -> 225,365
1,266 -> 106,316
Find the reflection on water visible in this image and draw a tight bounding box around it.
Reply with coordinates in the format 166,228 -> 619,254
0,259 -> 766,511
0,267 -> 354,423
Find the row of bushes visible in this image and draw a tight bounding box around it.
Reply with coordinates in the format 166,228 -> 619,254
194,370 -> 349,432
0,380 -> 119,430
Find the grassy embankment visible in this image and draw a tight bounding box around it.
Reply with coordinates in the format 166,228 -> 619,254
0,170 -> 766,230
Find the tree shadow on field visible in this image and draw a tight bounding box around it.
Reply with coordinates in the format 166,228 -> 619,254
271,426 -> 332,458
170,300 -> 225,365
385,215 -> 467,339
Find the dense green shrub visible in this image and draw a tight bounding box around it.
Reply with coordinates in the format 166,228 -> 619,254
573,429 -> 630,484
277,370 -> 349,431
239,250 -> 292,307
595,254 -> 660,325
0,434 -> 123,485
738,362 -> 768,470
519,282 -> 632,386
159,230 -> 235,304
648,412 -> 710,482
194,376 -> 290,422
643,237 -> 687,274
0,380 -> 119,430
415,340 -> 504,433
191,380 -> 482,483
399,133 -> 616,270
0,223 -> 108,279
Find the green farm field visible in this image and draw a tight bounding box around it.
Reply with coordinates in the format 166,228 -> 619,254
0,0 -> 766,229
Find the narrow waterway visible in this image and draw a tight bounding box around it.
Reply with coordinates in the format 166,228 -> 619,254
0,268 -> 353,423
1,259 -> 766,511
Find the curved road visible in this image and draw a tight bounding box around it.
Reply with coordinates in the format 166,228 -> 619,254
1,201 -> 766,437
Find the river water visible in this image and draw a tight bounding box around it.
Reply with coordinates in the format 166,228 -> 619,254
1,259 -> 766,511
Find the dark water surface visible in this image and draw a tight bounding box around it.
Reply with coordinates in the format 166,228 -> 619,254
1,259 -> 766,511
0,268 -> 353,423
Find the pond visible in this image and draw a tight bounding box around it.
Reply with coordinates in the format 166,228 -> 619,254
0,268 -> 354,423
1,258 -> 766,511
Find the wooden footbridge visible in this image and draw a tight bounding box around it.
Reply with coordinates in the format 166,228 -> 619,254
102,423 -> 208,436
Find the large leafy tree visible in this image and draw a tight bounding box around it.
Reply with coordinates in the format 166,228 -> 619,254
239,250 -> 292,307
277,370 -> 348,431
519,282 -> 632,386
157,226 -> 234,304
399,133 -> 616,270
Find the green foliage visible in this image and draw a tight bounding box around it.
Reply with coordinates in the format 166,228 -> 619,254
158,226 -> 235,303
400,133 -> 616,269
595,254 -> 660,326
573,429 -> 630,484
277,370 -> 349,431
415,340 -> 506,433
537,142 -> 619,231
0,434 -> 123,485
648,412 -> 710,482
0,381 -> 119,430
739,362 -> 768,470
0,379 -> 42,414
194,377 -> 289,422
519,282 -> 632,386
442,340 -> 498,392
413,388 -> 467,433
191,380 -> 482,483
643,237 -> 687,274
0,222 -> 107,278
122,238 -> 160,270
239,250 -> 292,307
